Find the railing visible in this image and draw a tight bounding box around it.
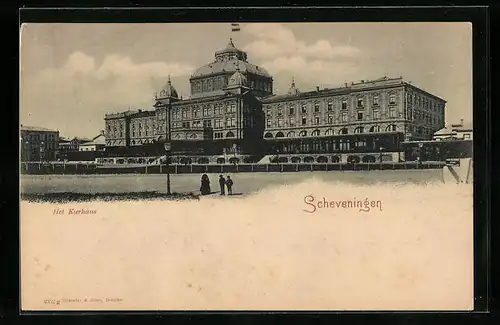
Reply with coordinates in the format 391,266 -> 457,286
20,161 -> 446,175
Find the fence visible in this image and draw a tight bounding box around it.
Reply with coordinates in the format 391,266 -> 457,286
20,161 -> 446,175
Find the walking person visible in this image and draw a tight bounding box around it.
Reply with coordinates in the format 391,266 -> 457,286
219,174 -> 226,195
225,176 -> 234,195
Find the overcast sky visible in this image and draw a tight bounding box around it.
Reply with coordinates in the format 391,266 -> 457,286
20,22 -> 472,139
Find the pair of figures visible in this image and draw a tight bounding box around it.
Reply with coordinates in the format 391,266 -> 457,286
218,174 -> 233,195
199,174 -> 234,196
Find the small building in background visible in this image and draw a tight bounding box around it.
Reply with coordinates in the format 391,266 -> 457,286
433,119 -> 473,141
20,125 -> 60,162
79,131 -> 106,152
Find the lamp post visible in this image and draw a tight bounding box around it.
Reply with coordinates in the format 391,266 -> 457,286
418,142 -> 423,167
164,141 -> 172,195
40,141 -> 45,162
232,143 -> 237,163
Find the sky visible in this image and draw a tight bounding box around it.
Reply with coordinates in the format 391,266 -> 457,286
20,22 -> 472,139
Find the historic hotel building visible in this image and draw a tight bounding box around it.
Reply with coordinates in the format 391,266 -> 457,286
104,38 -> 446,163
261,76 -> 446,162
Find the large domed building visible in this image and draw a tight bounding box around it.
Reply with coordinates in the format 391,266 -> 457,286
104,38 -> 446,164
104,38 -> 271,162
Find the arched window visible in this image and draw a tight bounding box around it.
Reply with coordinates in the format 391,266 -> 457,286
264,132 -> 273,138
339,128 -> 348,135
287,131 -> 296,138
189,133 -> 197,139
299,130 -> 307,137
311,129 -> 320,136
369,125 -> 380,133
386,124 -> 397,132
354,127 -> 364,134
325,129 -> 334,136
226,131 -> 235,138
276,132 -> 284,138
174,134 -> 180,139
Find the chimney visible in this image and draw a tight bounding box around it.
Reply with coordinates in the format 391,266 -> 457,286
344,83 -> 348,87
460,118 -> 464,126
316,86 -> 320,91
361,80 -> 364,83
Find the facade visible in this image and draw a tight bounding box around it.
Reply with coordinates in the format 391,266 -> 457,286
105,38 -> 268,163
104,38 -> 446,164
20,125 -> 59,162
261,76 -> 446,163
433,119 -> 473,141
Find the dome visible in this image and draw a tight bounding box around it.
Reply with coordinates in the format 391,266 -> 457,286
191,38 -> 272,79
158,75 -> 178,98
191,59 -> 271,79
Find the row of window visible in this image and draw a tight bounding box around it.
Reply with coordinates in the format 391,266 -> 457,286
407,93 -> 443,113
266,95 -> 397,116
173,103 -> 238,120
264,125 -> 398,138
172,117 -> 237,129
266,110 -> 399,128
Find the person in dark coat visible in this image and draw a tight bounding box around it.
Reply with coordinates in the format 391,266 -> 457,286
225,176 -> 234,195
200,174 -> 211,195
219,175 -> 226,195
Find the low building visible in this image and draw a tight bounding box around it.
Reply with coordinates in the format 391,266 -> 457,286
79,132 -> 106,152
433,119 -> 473,141
20,125 -> 59,162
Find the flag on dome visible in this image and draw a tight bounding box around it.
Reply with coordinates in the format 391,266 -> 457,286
231,23 -> 240,32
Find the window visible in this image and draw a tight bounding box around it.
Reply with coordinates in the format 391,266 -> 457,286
230,103 -> 236,113
342,113 -> 347,122
357,98 -> 364,108
226,103 -> 231,113
289,116 -> 295,126
267,119 -> 272,127
301,104 -> 307,114
386,124 -> 397,132
203,106 -> 209,116
312,129 -> 320,136
226,117 -> 236,127
357,112 -> 363,120
327,102 -> 333,111
266,108 -> 272,116
314,116 -> 320,125
194,108 -> 199,118
328,115 -> 333,124
314,103 -> 320,113
301,117 -> 307,125
373,110 -> 380,119
463,134 -> 471,140
389,94 -> 396,104
203,120 -> 212,128
278,106 -> 283,116
277,118 -> 283,127
354,127 -> 364,134
389,108 -> 396,118
354,139 -> 366,148
299,130 -> 307,137
342,100 -> 347,109
373,96 -> 380,106
289,105 -> 295,115
215,119 -> 223,129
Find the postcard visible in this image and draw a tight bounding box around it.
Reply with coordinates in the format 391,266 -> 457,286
20,22 -> 474,311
